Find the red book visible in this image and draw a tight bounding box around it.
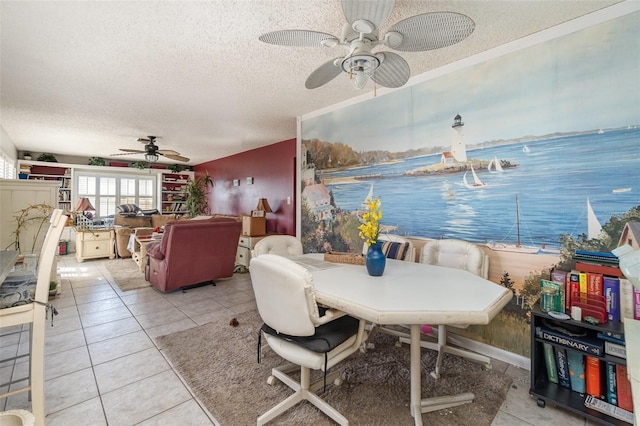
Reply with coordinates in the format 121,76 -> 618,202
585,356 -> 603,399
575,261 -> 623,278
568,271 -> 581,312
587,273 -> 603,296
616,364 -> 633,412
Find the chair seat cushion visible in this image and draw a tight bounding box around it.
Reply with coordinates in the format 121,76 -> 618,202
261,314 -> 359,354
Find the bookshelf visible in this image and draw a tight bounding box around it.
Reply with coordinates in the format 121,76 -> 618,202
530,304 -> 631,425
160,171 -> 193,214
18,161 -> 71,210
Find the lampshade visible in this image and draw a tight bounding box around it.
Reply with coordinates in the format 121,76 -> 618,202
255,198 -> 272,213
73,197 -> 95,213
612,244 -> 640,291
145,153 -> 159,162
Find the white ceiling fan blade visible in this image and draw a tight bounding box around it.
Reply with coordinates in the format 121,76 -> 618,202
259,30 -> 338,47
305,58 -> 343,89
161,153 -> 190,162
341,0 -> 394,33
389,12 -> 475,52
371,52 -> 409,88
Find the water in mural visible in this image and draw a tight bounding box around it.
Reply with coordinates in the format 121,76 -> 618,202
318,128 -> 639,251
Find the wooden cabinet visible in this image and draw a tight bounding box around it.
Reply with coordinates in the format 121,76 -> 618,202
236,234 -> 275,267
160,172 -> 193,214
529,304 -> 630,425
18,161 -> 71,210
75,229 -> 115,262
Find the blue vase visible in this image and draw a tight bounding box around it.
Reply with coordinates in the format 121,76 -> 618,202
366,241 -> 386,276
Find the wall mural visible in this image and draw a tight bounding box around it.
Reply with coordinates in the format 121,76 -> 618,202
299,12 -> 640,358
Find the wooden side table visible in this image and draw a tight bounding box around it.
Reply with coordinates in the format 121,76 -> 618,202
132,235 -> 154,272
75,229 -> 115,262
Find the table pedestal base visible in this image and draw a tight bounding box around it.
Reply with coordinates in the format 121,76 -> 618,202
410,325 -> 475,425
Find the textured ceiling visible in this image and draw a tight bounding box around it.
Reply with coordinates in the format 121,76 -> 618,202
0,0 -> 625,165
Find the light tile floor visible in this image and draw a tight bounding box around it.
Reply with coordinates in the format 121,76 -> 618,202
0,256 -> 592,425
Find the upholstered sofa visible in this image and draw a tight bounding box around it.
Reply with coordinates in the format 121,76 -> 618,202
113,213 -> 182,258
144,217 -> 242,292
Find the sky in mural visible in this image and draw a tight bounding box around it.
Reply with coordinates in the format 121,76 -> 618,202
302,12 -> 639,153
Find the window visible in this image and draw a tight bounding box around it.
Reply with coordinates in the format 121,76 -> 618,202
0,151 -> 16,179
75,172 -> 156,218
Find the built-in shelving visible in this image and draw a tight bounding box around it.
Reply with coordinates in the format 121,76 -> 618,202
18,162 -> 71,210
161,172 -> 193,214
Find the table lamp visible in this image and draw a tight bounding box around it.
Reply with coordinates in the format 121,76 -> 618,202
255,198 -> 273,215
74,197 -> 95,229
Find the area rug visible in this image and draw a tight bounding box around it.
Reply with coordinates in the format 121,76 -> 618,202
157,310 -> 512,425
103,258 -> 150,291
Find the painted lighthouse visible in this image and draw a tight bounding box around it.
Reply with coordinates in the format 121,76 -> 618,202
450,114 -> 467,162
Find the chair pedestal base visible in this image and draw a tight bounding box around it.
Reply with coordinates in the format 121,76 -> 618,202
258,363 -> 347,426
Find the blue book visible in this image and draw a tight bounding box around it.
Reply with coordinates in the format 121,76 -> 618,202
597,332 -> 625,345
535,326 -> 604,356
566,349 -> 586,394
555,347 -> 571,389
606,362 -> 618,405
603,276 -> 620,322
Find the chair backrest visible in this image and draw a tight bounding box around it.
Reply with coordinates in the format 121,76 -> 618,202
252,235 -> 303,257
250,254 -> 319,337
34,209 -> 68,303
361,234 -> 416,262
420,239 -> 489,279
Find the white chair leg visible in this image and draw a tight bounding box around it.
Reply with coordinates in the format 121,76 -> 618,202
30,305 -> 46,426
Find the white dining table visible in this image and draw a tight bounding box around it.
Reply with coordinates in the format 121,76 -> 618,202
291,254 -> 513,426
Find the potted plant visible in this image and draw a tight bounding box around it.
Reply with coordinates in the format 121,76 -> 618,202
169,164 -> 184,173
131,161 -> 148,169
23,152 -> 32,160
185,171 -> 214,217
37,153 -> 57,162
88,157 -> 106,166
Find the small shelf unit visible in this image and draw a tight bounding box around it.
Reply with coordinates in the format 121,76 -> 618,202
530,304 -> 630,425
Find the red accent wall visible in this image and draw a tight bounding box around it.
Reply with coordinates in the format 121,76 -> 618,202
194,139 -> 296,236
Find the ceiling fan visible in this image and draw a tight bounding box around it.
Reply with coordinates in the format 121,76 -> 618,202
111,136 -> 190,163
259,0 -> 475,90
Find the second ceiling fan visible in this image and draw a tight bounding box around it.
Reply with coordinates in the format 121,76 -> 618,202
259,0 -> 475,90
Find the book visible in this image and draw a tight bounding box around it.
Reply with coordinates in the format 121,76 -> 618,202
603,276 -> 620,322
535,326 -> 604,356
584,395 -> 634,424
634,286 -> 640,320
620,278 -> 635,320
585,356 -> 602,399
574,250 -> 619,265
540,279 -> 563,313
555,347 -> 571,389
550,269 -> 569,312
587,272 -> 603,296
575,261 -> 623,277
615,364 -> 633,412
568,271 -> 581,311
604,341 -> 626,359
566,349 -> 586,393
605,362 -> 618,405
543,343 -> 559,384
579,272 -> 588,295
597,331 -> 625,345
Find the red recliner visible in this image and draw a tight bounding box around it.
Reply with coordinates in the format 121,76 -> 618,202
145,218 -> 241,292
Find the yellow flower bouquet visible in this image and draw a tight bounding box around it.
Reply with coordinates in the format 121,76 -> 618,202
358,197 -> 382,247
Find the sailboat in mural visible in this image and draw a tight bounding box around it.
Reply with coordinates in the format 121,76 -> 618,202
463,165 -> 487,188
362,183 -> 374,206
587,197 -> 603,239
487,156 -> 504,173
486,194 -> 540,254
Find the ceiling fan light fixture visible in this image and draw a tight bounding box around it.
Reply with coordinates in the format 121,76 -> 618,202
145,153 -> 159,162
342,54 -> 379,90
